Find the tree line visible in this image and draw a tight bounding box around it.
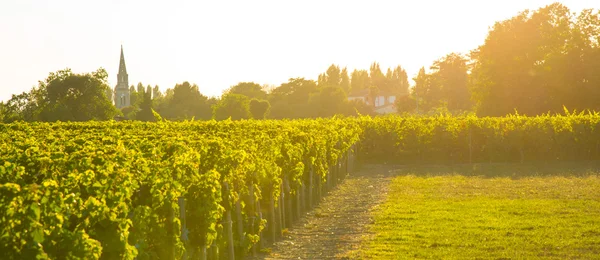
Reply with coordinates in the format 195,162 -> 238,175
0,62 -> 409,122
1,3 -> 599,122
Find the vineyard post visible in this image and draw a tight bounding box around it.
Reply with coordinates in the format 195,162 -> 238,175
345,150 -> 349,176
308,164 -> 313,209
296,182 -> 302,221
235,194 -> 244,255
168,197 -> 176,260
326,164 -> 332,191
334,159 -> 339,185
248,183 -> 257,256
279,183 -> 285,230
178,197 -> 189,260
348,145 -> 353,173
223,182 -> 235,260
269,190 -> 276,242
469,123 -> 473,164
200,245 -> 207,260
256,191 -> 265,249
284,176 -> 292,228
316,168 -> 322,202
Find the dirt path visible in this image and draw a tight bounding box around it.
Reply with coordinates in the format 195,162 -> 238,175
250,164 -> 396,259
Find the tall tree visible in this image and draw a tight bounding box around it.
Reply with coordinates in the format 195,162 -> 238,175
430,53 -> 471,111
369,62 -> 387,92
162,82 -> 211,120
213,93 -> 251,120
269,78 -> 318,119
470,3 -> 600,115
36,68 -> 118,121
412,67 -> 440,111
308,86 -> 347,117
135,88 -> 155,121
225,82 -> 267,100
388,66 -> 409,95
318,64 -> 342,88
249,99 -> 270,119
152,85 -> 162,99
128,85 -> 138,107
350,69 -> 370,93
340,67 -> 350,93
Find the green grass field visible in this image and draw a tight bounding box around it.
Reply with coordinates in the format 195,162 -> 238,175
361,169 -> 600,259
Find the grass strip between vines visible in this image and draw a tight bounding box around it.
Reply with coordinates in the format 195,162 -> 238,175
361,167 -> 600,259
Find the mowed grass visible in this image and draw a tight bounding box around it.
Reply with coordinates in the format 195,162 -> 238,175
362,172 -> 600,259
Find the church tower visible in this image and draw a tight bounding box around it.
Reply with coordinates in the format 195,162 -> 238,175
114,45 -> 130,109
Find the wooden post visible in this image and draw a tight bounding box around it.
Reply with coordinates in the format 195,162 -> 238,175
283,177 -> 292,229
256,194 -> 265,249
235,197 -> 244,255
269,191 -> 276,242
345,151 -> 349,176
249,183 -> 257,256
469,125 -> 473,164
308,165 -> 313,209
296,182 -> 302,221
279,185 -> 285,230
223,183 -> 235,260
332,162 -> 336,187
178,197 -> 188,260
326,165 -> 331,192
316,171 -> 322,202
199,245 -> 207,260
167,197 -> 176,260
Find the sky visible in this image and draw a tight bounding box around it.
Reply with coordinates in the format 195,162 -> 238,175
1,0 -> 599,101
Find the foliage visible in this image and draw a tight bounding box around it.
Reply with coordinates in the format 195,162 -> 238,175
225,82 -> 267,100
360,112 -> 600,164
249,99 -> 270,119
1,68 -> 119,122
0,118 -> 362,259
157,82 -> 212,120
308,86 -> 348,118
212,93 -> 251,120
470,3 -> 600,116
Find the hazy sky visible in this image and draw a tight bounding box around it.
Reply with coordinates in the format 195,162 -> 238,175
1,0 -> 598,101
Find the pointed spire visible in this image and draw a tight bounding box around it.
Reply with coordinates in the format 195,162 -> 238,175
119,45 -> 127,76
116,45 -> 129,90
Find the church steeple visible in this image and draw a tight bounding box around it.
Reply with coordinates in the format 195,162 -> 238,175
114,45 -> 131,109
117,45 -> 129,88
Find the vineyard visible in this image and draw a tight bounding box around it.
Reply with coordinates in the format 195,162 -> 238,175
2,112 -> 600,259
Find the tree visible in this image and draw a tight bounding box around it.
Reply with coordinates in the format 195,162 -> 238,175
395,94 -> 417,114
387,66 -> 410,95
213,93 -> 251,120
268,78 -> 318,119
470,3 -> 600,115
145,85 -> 152,99
1,91 -> 41,122
367,85 -> 381,108
430,53 -> 471,111
270,78 -> 318,105
156,82 -> 212,120
37,68 -> 118,121
412,67 -> 439,112
249,99 -> 270,119
136,88 -> 155,121
308,86 -> 348,117
340,67 -> 350,93
346,99 -> 375,116
152,85 -> 162,99
350,69 -> 370,93
128,85 -> 139,107
369,62 -> 387,91
225,82 -> 267,100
